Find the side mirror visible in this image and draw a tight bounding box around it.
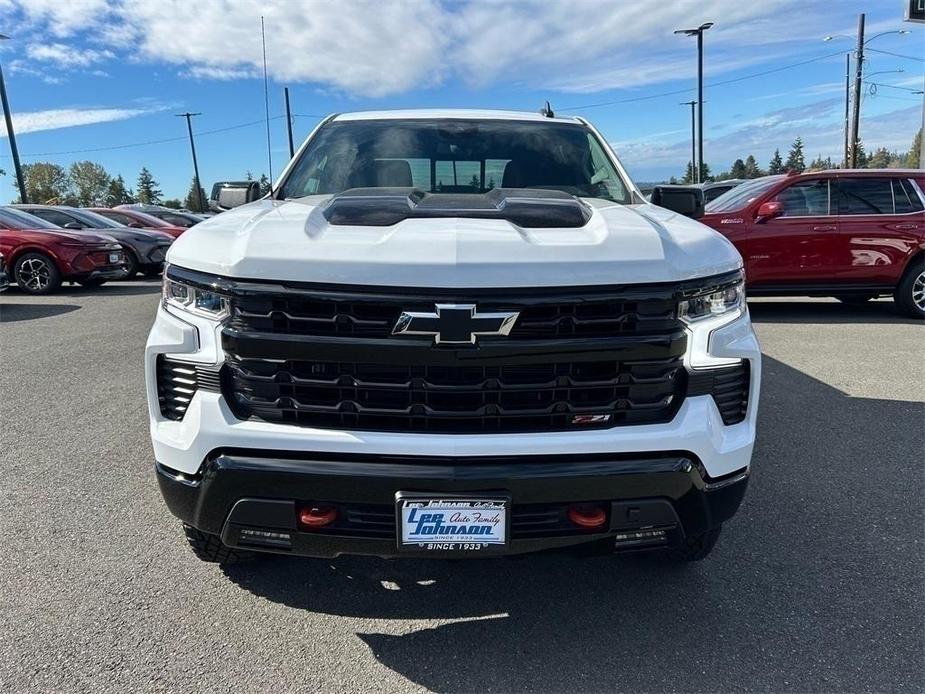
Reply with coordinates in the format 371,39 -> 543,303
212,182 -> 262,211
756,200 -> 784,223
63,222 -> 84,230
650,185 -> 705,219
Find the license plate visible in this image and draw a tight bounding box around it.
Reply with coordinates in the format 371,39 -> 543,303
396,495 -> 509,552
109,252 -> 121,264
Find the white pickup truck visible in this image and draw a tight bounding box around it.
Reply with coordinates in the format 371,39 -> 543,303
146,109 -> 760,566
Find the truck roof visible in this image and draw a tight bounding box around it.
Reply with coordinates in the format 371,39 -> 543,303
331,108 -> 584,124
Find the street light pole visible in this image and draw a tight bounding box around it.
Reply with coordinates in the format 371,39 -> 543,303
675,22 -> 713,183
0,34 -> 27,203
681,100 -> 696,181
849,13 -> 865,168
284,87 -> 295,159
843,52 -> 850,168
175,112 -> 205,213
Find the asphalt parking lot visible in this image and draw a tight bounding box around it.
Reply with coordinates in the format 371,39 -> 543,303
0,282 -> 922,693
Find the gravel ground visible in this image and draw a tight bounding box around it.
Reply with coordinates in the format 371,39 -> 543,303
0,283 -> 922,693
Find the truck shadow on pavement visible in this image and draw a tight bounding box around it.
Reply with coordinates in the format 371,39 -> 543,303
0,303 -> 81,322
222,355 -> 923,692
747,298 -> 921,325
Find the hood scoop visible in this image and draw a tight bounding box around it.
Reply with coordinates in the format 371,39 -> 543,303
320,187 -> 592,228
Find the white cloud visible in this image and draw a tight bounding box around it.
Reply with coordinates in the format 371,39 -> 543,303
27,42 -> 114,68
0,105 -> 167,137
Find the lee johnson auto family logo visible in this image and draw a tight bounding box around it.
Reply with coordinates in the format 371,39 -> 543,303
406,506 -> 503,537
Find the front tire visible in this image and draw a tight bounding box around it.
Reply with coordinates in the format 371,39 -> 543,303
183,524 -> 256,564
894,259 -> 924,319
119,250 -> 139,279
662,526 -> 722,562
14,252 -> 62,294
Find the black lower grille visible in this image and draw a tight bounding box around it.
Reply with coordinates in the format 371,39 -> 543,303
156,356 -> 222,420
687,362 -> 750,425
224,355 -> 686,434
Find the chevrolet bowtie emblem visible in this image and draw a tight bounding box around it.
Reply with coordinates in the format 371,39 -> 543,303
392,303 -> 520,345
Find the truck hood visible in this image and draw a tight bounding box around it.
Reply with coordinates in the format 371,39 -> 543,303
166,196 -> 742,288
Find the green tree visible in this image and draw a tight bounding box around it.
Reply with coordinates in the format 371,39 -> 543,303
785,137 -> 805,173
105,175 -> 134,206
767,149 -> 784,175
258,173 -> 271,196
184,177 -> 206,212
743,155 -> 763,178
681,161 -> 695,184
136,167 -> 163,204
15,162 -> 72,204
245,170 -> 254,181
69,160 -> 111,206
906,128 -> 922,168
852,141 -> 868,168
866,147 -> 892,169
729,158 -> 747,179
161,199 -> 183,209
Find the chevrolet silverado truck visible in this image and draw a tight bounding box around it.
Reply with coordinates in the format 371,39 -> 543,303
146,109 -> 761,565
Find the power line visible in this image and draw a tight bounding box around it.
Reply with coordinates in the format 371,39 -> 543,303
562,49 -> 848,111
866,47 -> 925,63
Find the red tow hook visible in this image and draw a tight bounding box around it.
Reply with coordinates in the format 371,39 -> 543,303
298,505 -> 338,528
567,504 -> 607,529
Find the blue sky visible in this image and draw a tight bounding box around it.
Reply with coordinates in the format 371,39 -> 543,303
0,0 -> 922,202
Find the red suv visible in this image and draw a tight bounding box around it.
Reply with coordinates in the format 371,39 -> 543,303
0,208 -> 126,294
699,169 -> 925,317
88,207 -> 186,239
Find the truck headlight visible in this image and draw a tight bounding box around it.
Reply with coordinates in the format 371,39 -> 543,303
162,274 -> 230,321
679,277 -> 744,323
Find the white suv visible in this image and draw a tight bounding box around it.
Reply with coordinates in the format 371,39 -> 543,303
146,109 -> 760,565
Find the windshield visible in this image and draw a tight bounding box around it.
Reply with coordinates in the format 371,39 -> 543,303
705,176 -> 784,212
0,207 -> 60,230
279,119 -> 632,203
67,208 -> 126,229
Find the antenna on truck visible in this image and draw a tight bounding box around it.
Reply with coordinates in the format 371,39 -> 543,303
539,101 -> 555,118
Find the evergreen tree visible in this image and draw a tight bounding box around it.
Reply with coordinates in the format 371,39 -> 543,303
698,162 -> 711,182
785,137 -> 805,173
743,155 -> 763,178
867,147 -> 892,169
136,167 -> 163,204
767,149 -> 784,175
245,170 -> 254,181
161,199 -> 183,209
184,177 -> 206,212
105,175 -> 134,206
258,174 -> 271,196
906,128 -> 922,168
852,141 -> 868,168
69,160 -> 111,206
681,161 -> 695,184
729,158 -> 747,179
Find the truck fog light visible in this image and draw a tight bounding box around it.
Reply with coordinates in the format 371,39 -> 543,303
298,505 -> 338,528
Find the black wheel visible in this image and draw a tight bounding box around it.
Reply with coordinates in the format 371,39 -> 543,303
183,524 -> 256,564
14,252 -> 61,294
662,526 -> 722,562
77,278 -> 106,288
894,259 -> 925,319
835,295 -> 874,305
119,250 -> 139,279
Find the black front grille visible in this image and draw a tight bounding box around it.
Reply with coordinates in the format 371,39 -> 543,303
156,356 -> 222,420
227,290 -> 678,340
224,355 -> 686,433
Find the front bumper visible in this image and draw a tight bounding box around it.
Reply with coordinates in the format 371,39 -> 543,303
157,450 -> 749,558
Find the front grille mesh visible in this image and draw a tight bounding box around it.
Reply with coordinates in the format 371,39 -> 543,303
224,355 -> 686,433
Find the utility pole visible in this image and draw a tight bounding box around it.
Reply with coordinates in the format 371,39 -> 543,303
175,112 -> 205,213
849,13 -> 865,168
675,22 -> 713,183
681,101 -> 696,182
0,34 -> 27,203
843,53 -> 850,168
284,87 -> 295,159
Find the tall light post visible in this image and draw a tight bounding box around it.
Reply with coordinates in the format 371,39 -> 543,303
175,112 -> 205,213
0,34 -> 27,203
675,22 -> 713,183
842,53 -> 850,167
681,101 -> 696,181
824,25 -> 910,168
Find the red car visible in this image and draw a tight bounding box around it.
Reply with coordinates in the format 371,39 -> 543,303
699,169 -> 925,317
0,207 -> 127,294
88,207 -> 186,239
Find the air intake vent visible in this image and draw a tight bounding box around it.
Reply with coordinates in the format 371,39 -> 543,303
688,362 -> 750,425
156,356 -> 222,421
